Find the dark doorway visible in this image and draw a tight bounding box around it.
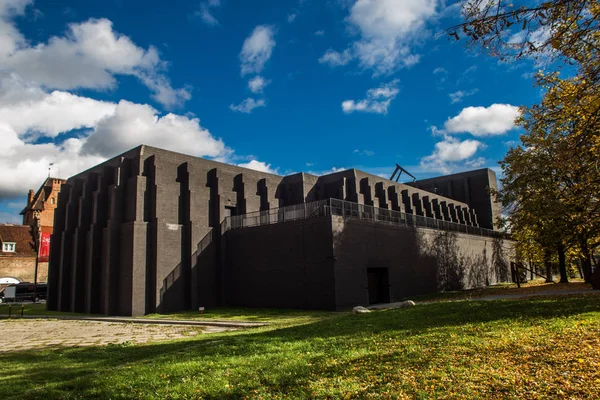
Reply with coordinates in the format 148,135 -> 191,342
367,268 -> 390,305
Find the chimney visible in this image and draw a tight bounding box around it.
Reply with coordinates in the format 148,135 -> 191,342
27,189 -> 34,206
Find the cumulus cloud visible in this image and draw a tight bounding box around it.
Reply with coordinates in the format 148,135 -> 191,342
319,0 -> 440,74
449,89 -> 478,104
342,79 -> 399,114
318,49 -> 352,67
0,72 -> 116,138
0,9 -> 189,109
82,100 -> 227,158
420,135 -> 485,174
444,104 -> 520,136
0,75 -> 229,199
240,25 -> 276,76
287,13 -> 297,23
247,76 -> 270,93
229,98 -> 266,114
238,160 -> 279,175
0,2 -> 236,203
0,125 -> 106,198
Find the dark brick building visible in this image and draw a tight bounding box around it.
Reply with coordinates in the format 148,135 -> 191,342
47,145 -> 514,316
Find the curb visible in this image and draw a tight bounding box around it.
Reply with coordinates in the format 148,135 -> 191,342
0,314 -> 268,328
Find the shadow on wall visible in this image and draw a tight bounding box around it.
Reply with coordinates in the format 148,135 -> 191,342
425,231 -> 466,292
159,229 -> 216,314
331,217 -> 512,305
492,237 -> 510,283
330,219 -> 440,305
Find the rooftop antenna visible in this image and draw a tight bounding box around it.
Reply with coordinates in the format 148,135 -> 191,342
390,163 -> 416,183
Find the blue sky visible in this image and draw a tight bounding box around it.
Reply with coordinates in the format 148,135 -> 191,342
0,0 -> 542,223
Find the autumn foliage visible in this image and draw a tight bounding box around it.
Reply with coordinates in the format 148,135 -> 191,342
450,0 -> 600,281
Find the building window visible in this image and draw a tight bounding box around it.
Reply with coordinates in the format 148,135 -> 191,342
2,242 -> 16,253
51,197 -> 55,204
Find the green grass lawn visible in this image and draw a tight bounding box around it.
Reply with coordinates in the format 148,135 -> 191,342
408,278 -> 591,302
1,294 -> 599,399
145,307 -> 336,325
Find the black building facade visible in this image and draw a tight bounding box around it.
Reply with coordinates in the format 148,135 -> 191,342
47,145 -> 514,316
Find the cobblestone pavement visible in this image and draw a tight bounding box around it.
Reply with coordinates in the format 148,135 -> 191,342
0,319 -> 231,352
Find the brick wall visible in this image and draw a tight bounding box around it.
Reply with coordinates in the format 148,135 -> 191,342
0,257 -> 48,282
331,216 -> 515,309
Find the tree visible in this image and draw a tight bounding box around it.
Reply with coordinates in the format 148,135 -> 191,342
449,0 -> 600,283
447,1 -> 599,70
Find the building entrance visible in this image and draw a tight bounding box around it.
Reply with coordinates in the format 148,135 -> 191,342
367,268 -> 390,305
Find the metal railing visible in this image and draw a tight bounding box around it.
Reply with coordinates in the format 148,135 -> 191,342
327,198 -> 508,239
221,200 -> 329,231
222,198 -> 509,239
160,229 -> 213,300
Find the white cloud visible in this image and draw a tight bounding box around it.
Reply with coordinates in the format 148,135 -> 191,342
0,125 -> 106,198
449,89 -> 478,104
318,49 -> 352,67
82,100 -> 227,158
444,104 -> 521,136
319,0 -> 440,74
420,135 -> 485,174
240,25 -> 276,76
433,67 -> 447,75
195,0 -> 221,26
238,160 -> 279,175
342,79 -> 399,114
247,76 -> 270,93
307,166 -> 347,176
353,149 -> 375,156
314,30 -> 325,36
0,76 -> 229,199
464,65 -> 477,74
0,0 -> 30,57
229,98 -> 266,114
0,12 -> 189,109
287,13 -> 297,23
0,72 -> 116,138
465,157 -> 486,168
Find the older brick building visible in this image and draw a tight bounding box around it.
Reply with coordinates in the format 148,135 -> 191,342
0,178 -> 64,285
0,224 -> 48,283
47,145 -> 514,316
21,177 -> 66,235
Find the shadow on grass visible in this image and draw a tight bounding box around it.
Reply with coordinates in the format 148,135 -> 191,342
1,295 -> 599,399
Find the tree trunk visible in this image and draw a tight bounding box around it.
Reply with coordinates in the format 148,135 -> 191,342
557,244 -> 569,283
577,260 -> 584,279
580,241 -> 592,283
529,258 -> 534,280
544,249 -> 553,283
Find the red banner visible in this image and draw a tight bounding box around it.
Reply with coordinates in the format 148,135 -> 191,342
38,233 -> 51,262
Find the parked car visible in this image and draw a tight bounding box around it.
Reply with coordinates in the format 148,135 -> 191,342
0,283 -> 47,303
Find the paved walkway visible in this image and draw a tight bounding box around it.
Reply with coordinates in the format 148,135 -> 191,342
0,315 -> 266,352
0,314 -> 267,328
0,319 -> 218,352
